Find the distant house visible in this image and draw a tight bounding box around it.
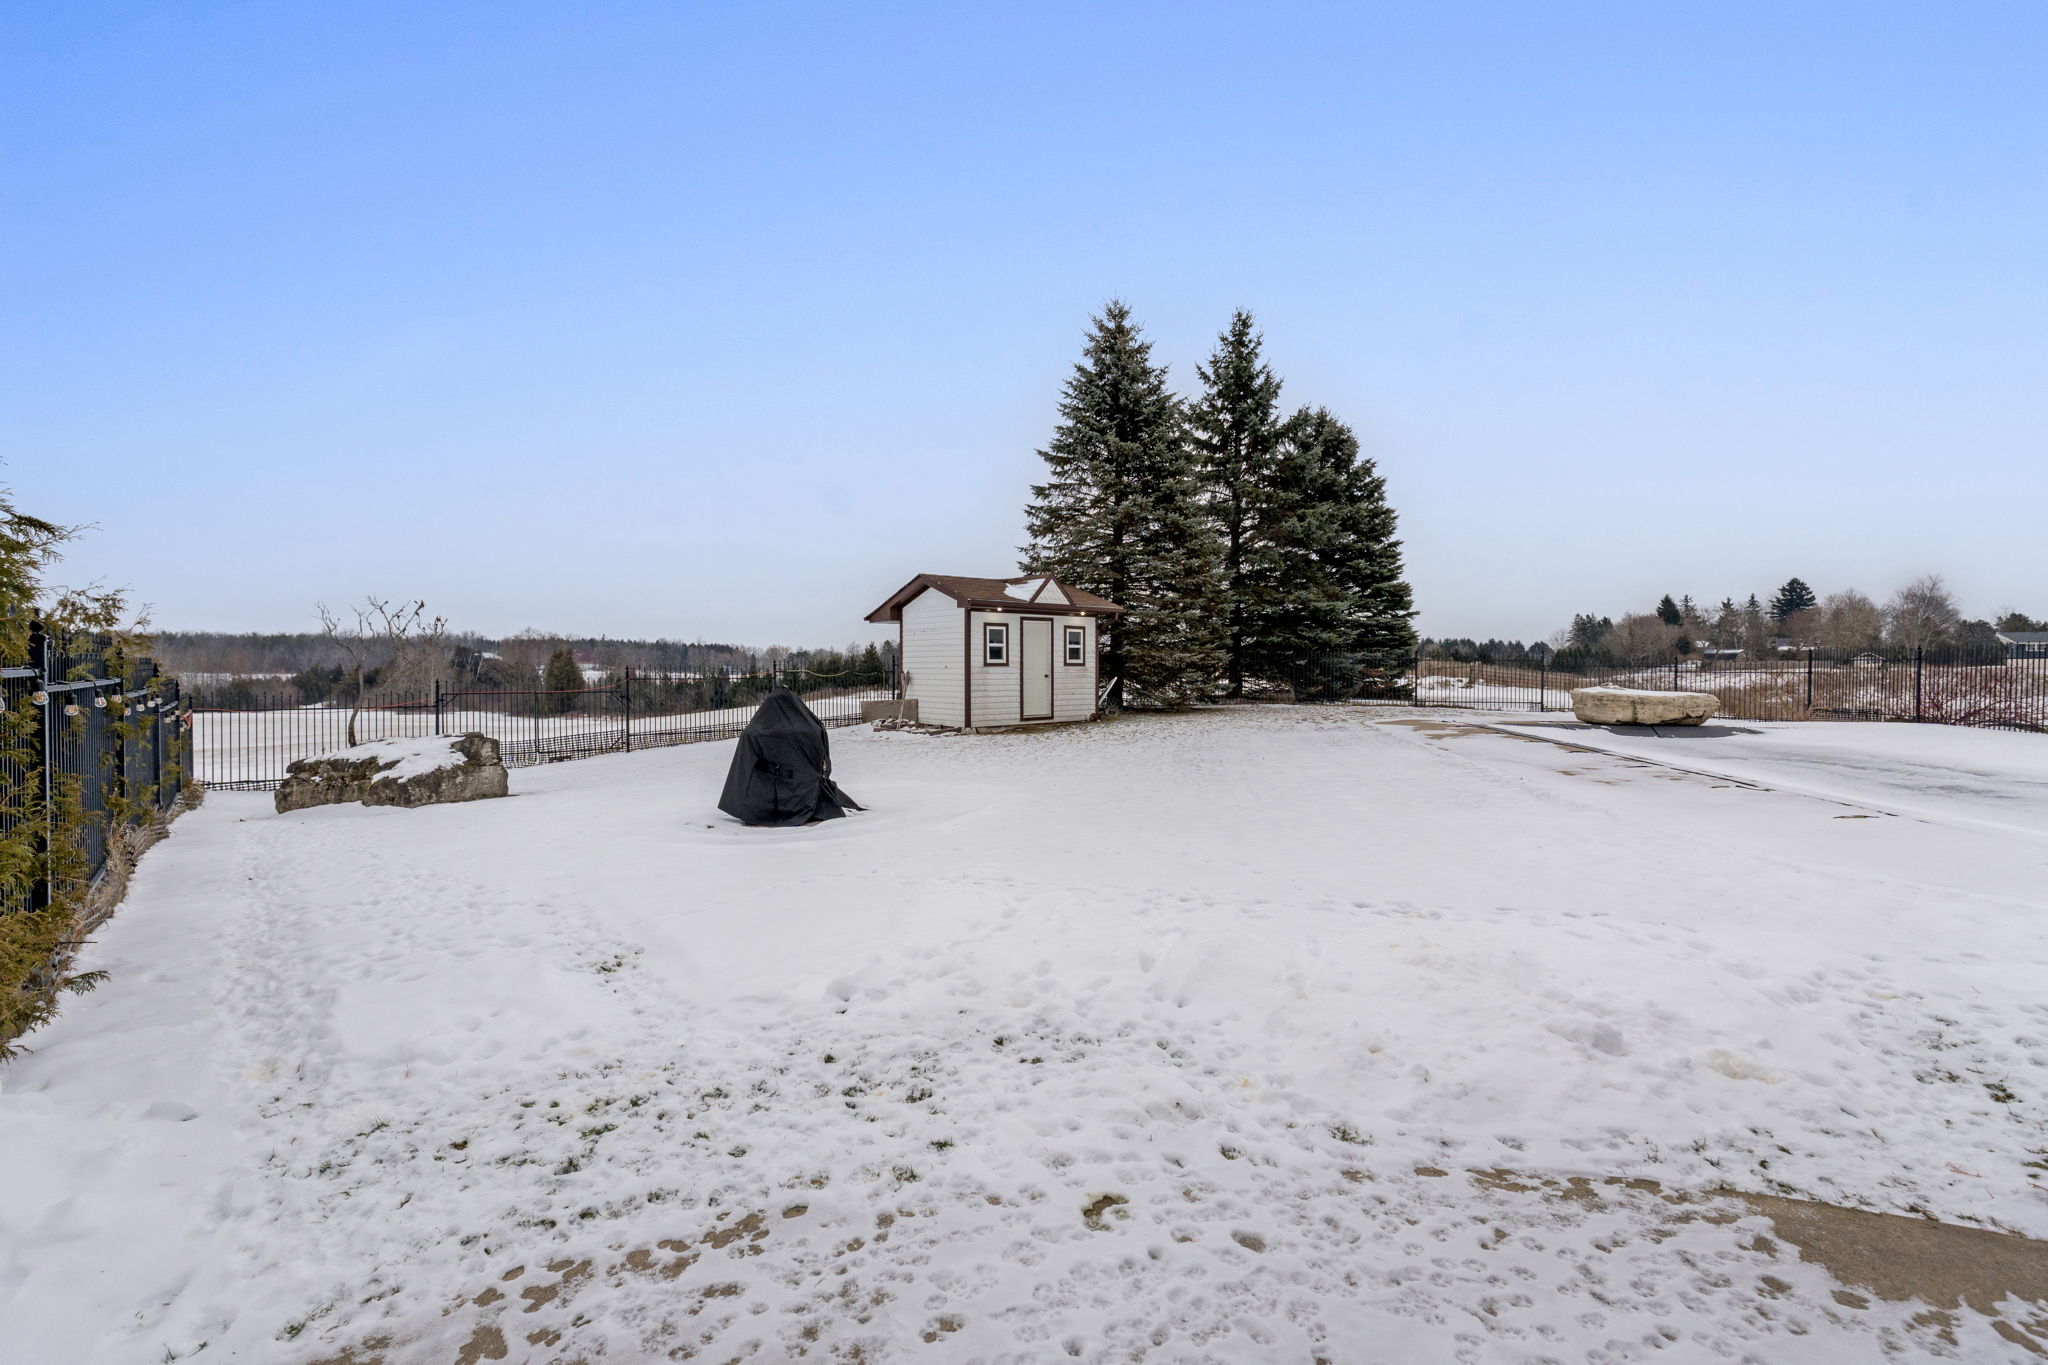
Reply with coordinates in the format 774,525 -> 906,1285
864,573 -> 1123,730
1851,652 -> 1884,668
1996,631 -> 2048,660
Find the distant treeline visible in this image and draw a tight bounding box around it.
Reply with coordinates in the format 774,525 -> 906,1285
153,631 -> 889,677
1419,638 -> 1547,663
1552,575 -> 2043,667
161,630 -> 899,709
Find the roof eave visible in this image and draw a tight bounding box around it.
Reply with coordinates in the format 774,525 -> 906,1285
963,598 -> 1122,616
863,573 -> 955,623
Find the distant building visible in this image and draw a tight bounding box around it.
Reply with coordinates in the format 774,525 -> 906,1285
1996,631 -> 2048,660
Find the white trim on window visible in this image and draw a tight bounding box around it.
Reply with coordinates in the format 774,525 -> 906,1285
1063,625 -> 1085,665
984,622 -> 1009,665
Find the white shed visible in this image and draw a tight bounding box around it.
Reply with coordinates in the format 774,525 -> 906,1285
864,573 -> 1124,730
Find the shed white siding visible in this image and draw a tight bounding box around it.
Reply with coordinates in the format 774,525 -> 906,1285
967,610 -> 1024,727
963,611 -> 1098,727
1051,615 -> 1097,720
901,588 -> 965,728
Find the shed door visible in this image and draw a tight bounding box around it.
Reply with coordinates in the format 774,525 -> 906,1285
1021,618 -> 1054,720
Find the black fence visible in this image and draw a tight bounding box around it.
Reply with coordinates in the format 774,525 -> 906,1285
189,665 -> 899,791
1274,647 -> 2048,733
3,625 -> 186,914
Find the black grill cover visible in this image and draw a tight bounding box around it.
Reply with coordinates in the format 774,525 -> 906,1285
717,687 -> 864,827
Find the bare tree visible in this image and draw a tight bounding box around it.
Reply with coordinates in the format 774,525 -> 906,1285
1882,574 -> 1960,654
1776,607 -> 1820,645
495,628 -> 560,681
1816,589 -> 1882,653
1602,613 -> 1683,665
316,597 -> 448,746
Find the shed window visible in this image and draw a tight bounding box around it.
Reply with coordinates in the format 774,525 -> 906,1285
984,622 -> 1009,665
1064,626 -> 1085,665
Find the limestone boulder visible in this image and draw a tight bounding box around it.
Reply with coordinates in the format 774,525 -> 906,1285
275,732 -> 509,814
1570,686 -> 1718,727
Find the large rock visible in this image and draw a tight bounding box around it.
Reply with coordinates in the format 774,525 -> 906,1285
1570,686 -> 1719,726
275,733 -> 509,813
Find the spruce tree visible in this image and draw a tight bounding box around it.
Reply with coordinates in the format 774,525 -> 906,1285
542,647 -> 582,714
1769,577 -> 1818,621
1188,309 -> 1285,692
1022,302 -> 1224,705
1656,594 -> 1682,626
1249,407 -> 1416,667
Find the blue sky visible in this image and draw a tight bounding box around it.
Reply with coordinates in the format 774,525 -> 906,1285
5,2 -> 2043,646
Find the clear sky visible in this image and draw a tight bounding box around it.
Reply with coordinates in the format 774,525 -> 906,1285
5,2 -> 2043,647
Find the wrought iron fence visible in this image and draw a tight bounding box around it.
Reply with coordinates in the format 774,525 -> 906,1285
3,625 -> 186,914
1270,647 -> 2048,733
189,665 -> 899,791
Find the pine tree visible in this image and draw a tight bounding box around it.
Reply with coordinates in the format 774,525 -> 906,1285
1247,407 -> 1416,667
1022,302 -> 1224,705
1769,577 -> 1818,621
1188,309 -> 1285,693
542,647 -> 582,714
1740,594 -> 1774,656
1568,614 -> 1613,653
1656,595 -> 1682,626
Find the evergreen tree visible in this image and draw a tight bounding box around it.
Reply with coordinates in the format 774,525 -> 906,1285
1678,594 -> 1703,634
1022,302 -> 1224,705
1655,594 -> 1682,626
1247,407 -> 1416,666
542,647 -> 582,714
1187,309 -> 1285,692
1740,594 -> 1774,656
1709,597 -> 1739,647
1568,614 -> 1613,653
1769,577 -> 1818,621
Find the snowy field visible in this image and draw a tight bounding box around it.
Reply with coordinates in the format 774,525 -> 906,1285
3,707 -> 2046,1363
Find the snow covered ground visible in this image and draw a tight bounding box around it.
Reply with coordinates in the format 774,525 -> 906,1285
2,707 -> 2045,1363
1485,715 -> 2048,839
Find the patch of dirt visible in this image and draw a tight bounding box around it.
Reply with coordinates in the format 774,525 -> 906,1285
453,1324 -> 509,1364
1081,1191 -> 1129,1229
1438,1167 -> 2048,1351
1742,1191 -> 2048,1320
310,1207 -> 779,1364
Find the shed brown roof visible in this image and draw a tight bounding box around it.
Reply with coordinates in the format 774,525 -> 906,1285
863,573 -> 1124,623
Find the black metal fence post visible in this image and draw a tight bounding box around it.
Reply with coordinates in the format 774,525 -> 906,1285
1914,646 -> 1924,722
622,667 -> 633,754
433,679 -> 444,737
1537,656 -> 1548,712
1805,648 -> 1814,711
28,621 -> 53,912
